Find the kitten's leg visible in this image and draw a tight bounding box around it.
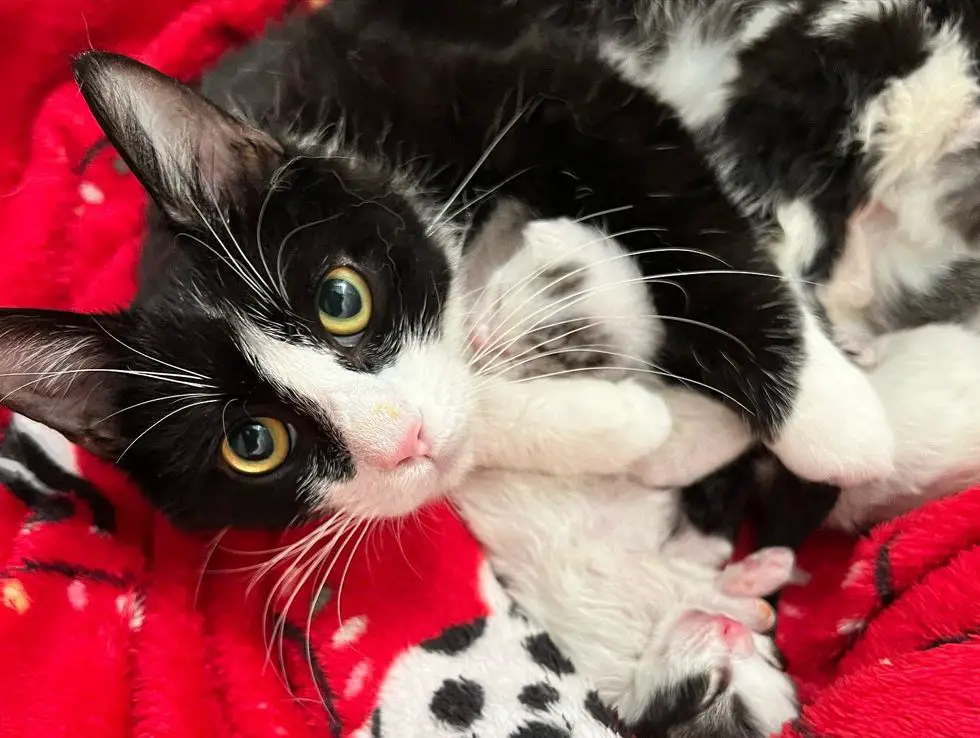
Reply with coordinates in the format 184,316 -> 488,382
474,376 -> 673,475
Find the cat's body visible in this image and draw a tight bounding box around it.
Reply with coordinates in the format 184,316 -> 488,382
457,215 -> 798,737
351,0 -> 980,351
0,5 -> 890,533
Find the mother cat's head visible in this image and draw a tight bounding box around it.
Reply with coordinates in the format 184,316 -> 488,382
0,53 -> 476,529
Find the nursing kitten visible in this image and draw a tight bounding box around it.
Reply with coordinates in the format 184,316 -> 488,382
457,215 -> 798,737
0,7 -> 888,530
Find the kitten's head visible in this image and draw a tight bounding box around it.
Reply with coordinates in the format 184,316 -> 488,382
0,53 -> 476,529
465,217 -> 662,381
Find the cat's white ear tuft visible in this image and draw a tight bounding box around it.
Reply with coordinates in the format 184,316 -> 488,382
73,52 -> 282,225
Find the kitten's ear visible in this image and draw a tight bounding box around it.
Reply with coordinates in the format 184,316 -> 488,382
0,310 -> 126,458
72,51 -> 283,224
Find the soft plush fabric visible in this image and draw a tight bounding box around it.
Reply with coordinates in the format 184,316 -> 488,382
0,1 -> 978,736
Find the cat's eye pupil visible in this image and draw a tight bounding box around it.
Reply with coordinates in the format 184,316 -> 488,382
229,422 -> 275,461
320,279 -> 362,320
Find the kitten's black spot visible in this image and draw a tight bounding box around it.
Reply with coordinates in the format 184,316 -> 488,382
874,536 -> 897,607
508,722 -> 571,738
371,708 -> 381,738
430,678 -> 485,729
524,633 -> 575,676
518,682 -> 560,711
420,617 -> 486,655
584,691 -> 622,732
631,673 -> 718,733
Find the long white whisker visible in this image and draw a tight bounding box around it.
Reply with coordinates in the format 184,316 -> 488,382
427,100 -> 531,232
96,391 -> 222,425
115,398 -> 220,462
91,319 -> 211,380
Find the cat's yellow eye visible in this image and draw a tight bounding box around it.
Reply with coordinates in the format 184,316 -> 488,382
221,417 -> 291,475
317,266 -> 372,337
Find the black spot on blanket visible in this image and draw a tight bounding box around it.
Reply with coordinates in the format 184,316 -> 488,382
519,682 -> 561,711
421,617 -> 487,655
371,708 -> 381,737
430,678 -> 485,728
524,632 -> 575,675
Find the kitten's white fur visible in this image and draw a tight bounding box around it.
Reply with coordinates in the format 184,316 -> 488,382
832,323 -> 980,530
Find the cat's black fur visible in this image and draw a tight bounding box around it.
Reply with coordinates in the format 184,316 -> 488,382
0,9 -> 808,531
343,0 -> 980,281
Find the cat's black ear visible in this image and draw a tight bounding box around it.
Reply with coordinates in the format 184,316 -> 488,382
72,51 -> 283,225
0,310 -> 126,458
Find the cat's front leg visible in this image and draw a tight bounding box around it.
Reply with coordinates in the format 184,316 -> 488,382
629,387 -> 753,489
473,376 -> 672,476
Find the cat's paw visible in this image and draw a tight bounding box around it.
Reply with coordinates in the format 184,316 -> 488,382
769,316 -> 894,486
717,547 -> 805,599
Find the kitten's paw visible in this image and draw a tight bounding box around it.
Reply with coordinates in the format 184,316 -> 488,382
769,316 -> 894,486
717,547 -> 804,598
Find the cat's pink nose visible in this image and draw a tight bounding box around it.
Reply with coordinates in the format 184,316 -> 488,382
387,421 -> 431,469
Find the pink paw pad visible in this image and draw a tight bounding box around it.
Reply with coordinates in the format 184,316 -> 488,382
718,547 -> 801,598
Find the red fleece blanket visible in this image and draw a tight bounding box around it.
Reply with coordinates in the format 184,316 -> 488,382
1,1 -> 979,736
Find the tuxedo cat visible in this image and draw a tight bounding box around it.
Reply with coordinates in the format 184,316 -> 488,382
457,215 -> 799,737
0,6 -> 888,531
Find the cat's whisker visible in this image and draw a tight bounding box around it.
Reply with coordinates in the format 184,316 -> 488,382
466,228 -> 690,357
571,205 -> 635,224
95,391 -> 222,425
489,357 -> 753,415
474,240 -> 741,356
470,236 -> 735,366
274,215 -> 344,300
333,521 -> 372,627
475,265 -> 769,368
187,200 -> 277,307
176,230 -> 273,305
256,159 -> 301,301
441,167 -> 534,225
193,527 -> 230,608
0,368 -> 218,407
115,398 -> 221,462
92,319 -> 212,381
205,190 -> 281,302
476,318 -> 613,377
427,99 -> 531,233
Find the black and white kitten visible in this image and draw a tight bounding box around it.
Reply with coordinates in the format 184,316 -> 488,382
457,214 -> 799,738
0,7 -> 887,531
